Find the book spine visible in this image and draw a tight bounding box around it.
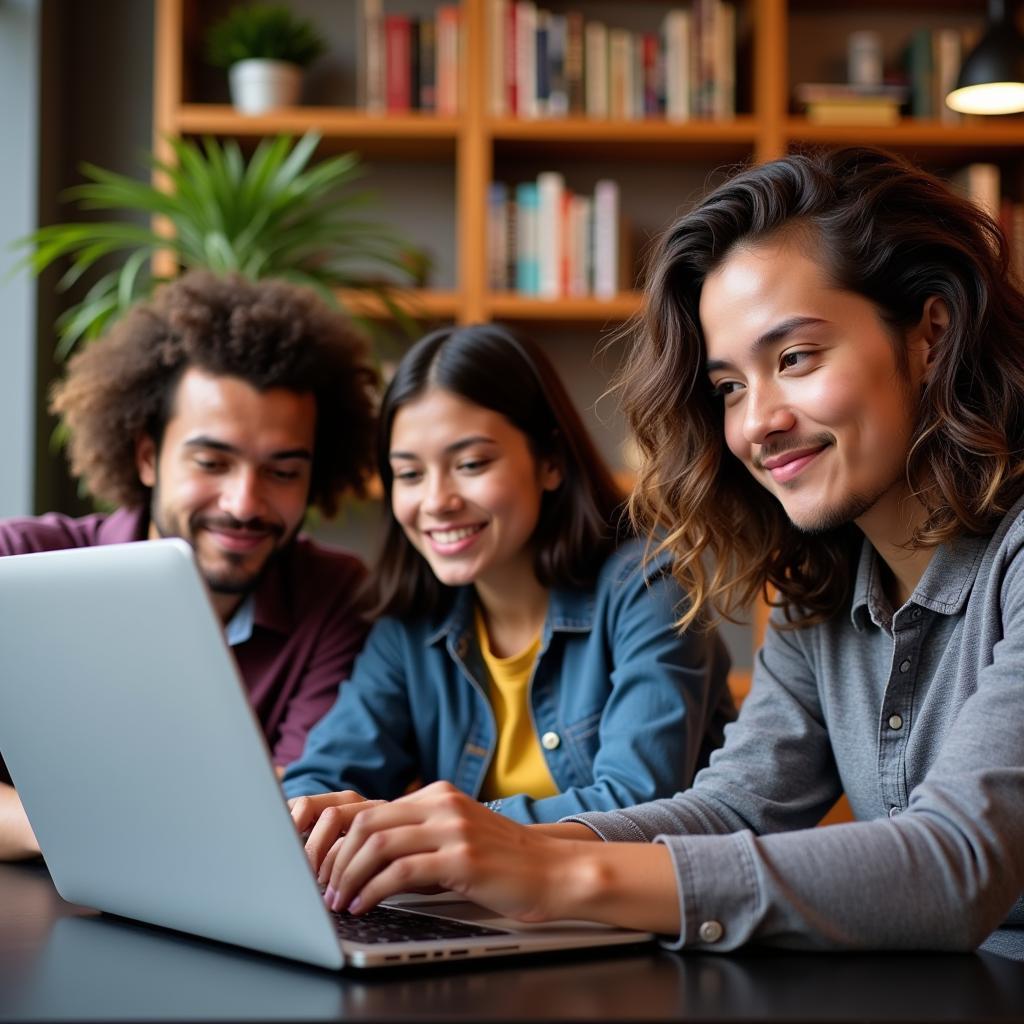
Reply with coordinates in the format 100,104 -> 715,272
515,182 -> 540,294
361,0 -> 385,113
488,0 -> 507,117
506,0 -> 518,115
547,14 -> 568,117
437,5 -> 461,115
565,12 -> 585,115
935,28 -> 962,123
536,9 -> 551,116
585,21 -> 608,118
516,2 -> 538,119
419,17 -> 437,111
488,182 -> 510,290
713,1 -> 735,119
537,171 -> 566,297
385,15 -> 413,113
409,18 -> 421,111
593,178 -> 620,299
907,27 -> 933,119
609,28 -> 630,120
663,9 -> 691,121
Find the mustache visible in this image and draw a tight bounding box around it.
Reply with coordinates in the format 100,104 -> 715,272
754,432 -> 835,471
195,514 -> 284,538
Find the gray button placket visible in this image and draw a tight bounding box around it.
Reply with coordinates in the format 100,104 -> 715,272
877,608 -> 924,814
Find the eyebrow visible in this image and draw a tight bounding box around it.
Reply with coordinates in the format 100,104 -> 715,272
705,316 -> 828,374
184,436 -> 312,462
389,435 -> 498,461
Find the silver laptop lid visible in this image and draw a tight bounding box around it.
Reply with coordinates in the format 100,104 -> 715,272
0,540 -> 343,969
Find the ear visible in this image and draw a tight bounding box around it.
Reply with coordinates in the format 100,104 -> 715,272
135,434 -> 158,488
538,454 -> 563,493
910,296 -> 949,383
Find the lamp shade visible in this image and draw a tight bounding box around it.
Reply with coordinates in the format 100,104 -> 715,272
946,9 -> 1024,114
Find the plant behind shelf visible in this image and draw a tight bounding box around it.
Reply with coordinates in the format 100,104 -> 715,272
206,3 -> 326,69
14,131 -> 425,357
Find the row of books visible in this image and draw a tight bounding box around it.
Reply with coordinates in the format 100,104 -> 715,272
795,25 -> 977,126
357,1 -> 461,114
905,26 -> 978,121
487,0 -> 736,121
487,175 -> 630,298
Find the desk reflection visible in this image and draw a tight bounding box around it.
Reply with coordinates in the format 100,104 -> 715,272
4,908 -> 1024,1023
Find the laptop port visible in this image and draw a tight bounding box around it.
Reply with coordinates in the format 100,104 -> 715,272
407,952 -> 428,960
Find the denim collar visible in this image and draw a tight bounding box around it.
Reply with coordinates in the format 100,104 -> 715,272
427,583 -> 595,648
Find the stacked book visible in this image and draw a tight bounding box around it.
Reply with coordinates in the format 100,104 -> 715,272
487,175 -> 630,298
905,25 -> 979,121
358,1 -> 461,114
487,0 -> 736,120
794,83 -> 908,125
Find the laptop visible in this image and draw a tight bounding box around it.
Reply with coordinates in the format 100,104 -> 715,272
0,540 -> 652,969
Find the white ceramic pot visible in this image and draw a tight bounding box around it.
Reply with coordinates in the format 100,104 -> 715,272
228,59 -> 303,114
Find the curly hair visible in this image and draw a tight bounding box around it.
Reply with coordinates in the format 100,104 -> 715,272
50,271 -> 378,517
619,146 -> 1024,630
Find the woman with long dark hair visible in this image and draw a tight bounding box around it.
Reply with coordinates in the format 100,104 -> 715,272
284,324 -> 733,848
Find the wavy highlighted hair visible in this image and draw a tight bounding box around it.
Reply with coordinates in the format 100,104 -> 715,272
619,147 -> 1024,629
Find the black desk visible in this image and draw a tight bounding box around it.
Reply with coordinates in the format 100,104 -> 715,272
1,861 -> 1023,1023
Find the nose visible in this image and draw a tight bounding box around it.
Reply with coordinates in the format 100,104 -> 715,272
421,471 -> 463,517
742,380 -> 796,446
219,467 -> 266,522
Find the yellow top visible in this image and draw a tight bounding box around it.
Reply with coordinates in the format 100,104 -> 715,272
475,608 -> 558,802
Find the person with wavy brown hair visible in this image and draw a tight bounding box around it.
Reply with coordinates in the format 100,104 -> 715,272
0,270 -> 377,859
293,148 -> 1024,955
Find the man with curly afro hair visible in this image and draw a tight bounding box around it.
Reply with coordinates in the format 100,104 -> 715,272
0,271 -> 379,859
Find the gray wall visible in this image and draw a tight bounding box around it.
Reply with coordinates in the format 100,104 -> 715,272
0,0 -> 41,517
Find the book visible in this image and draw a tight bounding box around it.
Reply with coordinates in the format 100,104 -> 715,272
934,28 -> 963,123
488,0 -> 507,116
585,21 -> 609,118
593,178 -> 622,299
487,182 -> 510,290
358,0 -> 385,113
547,14 -> 569,117
907,27 -> 934,119
537,171 -> 566,297
419,16 -> 437,111
515,182 -> 540,294
805,100 -> 901,125
565,11 -> 585,115
515,1 -> 537,118
385,15 -> 413,113
437,5 -> 461,115
663,9 -> 691,121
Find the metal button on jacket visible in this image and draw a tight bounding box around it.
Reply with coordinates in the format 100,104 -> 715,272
899,658 -> 912,673
541,731 -> 561,750
698,920 -> 724,943
888,714 -> 904,731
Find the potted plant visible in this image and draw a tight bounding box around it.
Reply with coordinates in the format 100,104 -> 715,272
206,4 -> 327,114
15,132 -> 425,357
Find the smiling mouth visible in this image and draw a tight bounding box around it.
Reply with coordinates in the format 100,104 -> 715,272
426,524 -> 485,546
760,445 -> 829,484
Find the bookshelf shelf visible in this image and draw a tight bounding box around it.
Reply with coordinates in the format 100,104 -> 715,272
487,292 -> 642,323
338,288 -> 461,321
787,117 -> 1024,157
489,116 -> 759,160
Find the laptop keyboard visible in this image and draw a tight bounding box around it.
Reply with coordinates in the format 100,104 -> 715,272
331,904 -> 509,945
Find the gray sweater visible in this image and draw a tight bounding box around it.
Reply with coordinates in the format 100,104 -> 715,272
567,500 -> 1024,951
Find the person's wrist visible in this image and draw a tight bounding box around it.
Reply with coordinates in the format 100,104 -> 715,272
542,838 -> 613,922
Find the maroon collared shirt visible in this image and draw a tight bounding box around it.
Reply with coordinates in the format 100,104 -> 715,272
0,507 -> 368,781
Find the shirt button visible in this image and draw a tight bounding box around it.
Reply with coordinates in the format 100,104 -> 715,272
698,920 -> 724,943
541,731 -> 561,751
899,659 -> 911,673
888,714 -> 904,730
911,608 -> 922,620
888,806 -> 901,818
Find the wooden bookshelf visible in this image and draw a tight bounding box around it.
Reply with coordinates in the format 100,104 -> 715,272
155,1 -> 1023,332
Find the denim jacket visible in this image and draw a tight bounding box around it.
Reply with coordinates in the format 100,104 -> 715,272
283,541 -> 735,823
